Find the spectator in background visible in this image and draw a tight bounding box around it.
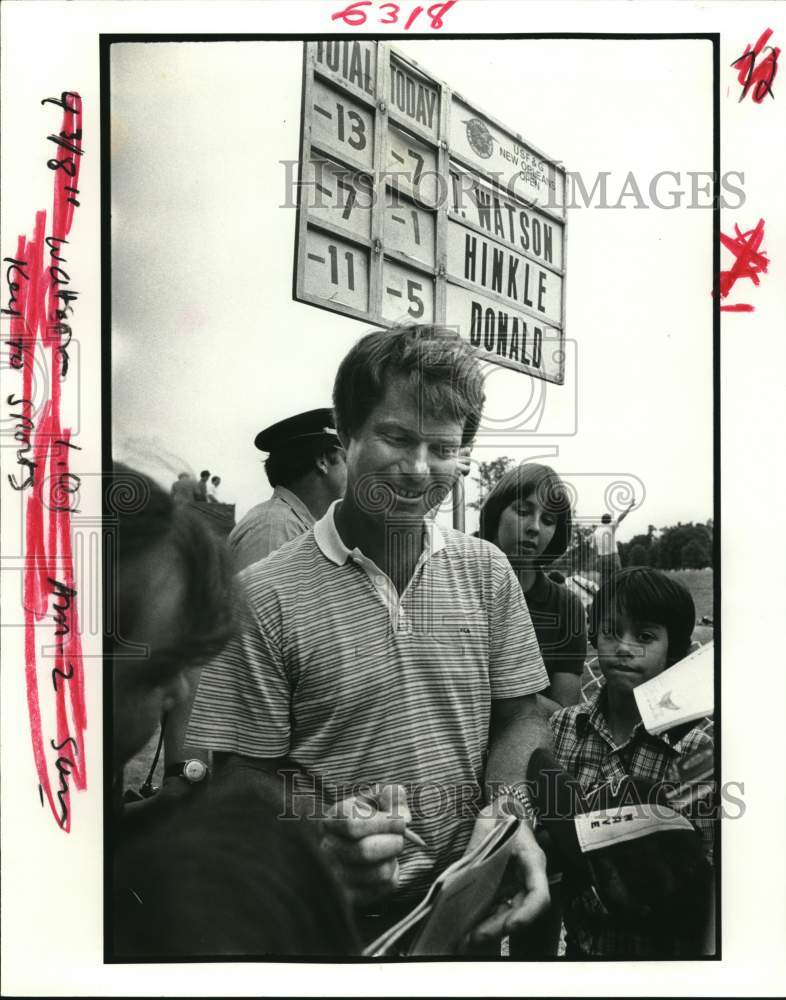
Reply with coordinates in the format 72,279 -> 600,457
229,408 -> 347,571
194,469 -> 211,502
110,463 -> 357,958
207,475 -> 222,503
480,463 -> 587,710
170,471 -> 196,504
591,500 -> 635,580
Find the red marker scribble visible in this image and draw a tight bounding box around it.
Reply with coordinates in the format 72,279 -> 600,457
717,219 -> 769,313
7,92 -> 86,830
732,28 -> 780,103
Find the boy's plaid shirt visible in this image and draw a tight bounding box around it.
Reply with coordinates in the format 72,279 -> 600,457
550,691 -> 715,957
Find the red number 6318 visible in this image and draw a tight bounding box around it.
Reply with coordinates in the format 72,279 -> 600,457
331,0 -> 458,31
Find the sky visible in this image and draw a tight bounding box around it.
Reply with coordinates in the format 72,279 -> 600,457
111,37 -> 713,541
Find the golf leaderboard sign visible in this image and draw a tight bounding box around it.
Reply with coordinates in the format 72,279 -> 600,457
294,40 -> 567,384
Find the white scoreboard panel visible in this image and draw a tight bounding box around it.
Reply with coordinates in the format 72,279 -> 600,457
295,40 -> 567,384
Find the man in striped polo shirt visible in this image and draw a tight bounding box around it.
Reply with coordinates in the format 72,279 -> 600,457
188,325 -> 553,949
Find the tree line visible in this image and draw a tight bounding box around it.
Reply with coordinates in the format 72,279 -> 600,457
619,521 -> 713,571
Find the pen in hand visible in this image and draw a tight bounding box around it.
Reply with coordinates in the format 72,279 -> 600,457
402,826 -> 427,849
278,758 -> 428,849
356,789 -> 428,850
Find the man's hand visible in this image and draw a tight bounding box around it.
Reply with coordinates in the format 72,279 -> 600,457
463,804 -> 549,948
319,784 -> 410,908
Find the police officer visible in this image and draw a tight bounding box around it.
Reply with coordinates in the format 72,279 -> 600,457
229,408 -> 347,571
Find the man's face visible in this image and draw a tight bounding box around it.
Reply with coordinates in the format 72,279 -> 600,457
343,377 -> 465,519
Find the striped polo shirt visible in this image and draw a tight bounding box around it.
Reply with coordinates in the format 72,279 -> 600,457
188,501 -> 548,900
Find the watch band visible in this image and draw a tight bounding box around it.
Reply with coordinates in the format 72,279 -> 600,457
488,782 -> 538,829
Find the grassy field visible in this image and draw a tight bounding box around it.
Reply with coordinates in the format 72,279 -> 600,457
665,568 -> 714,617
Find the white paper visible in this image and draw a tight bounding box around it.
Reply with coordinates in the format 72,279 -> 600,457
635,642 -> 715,734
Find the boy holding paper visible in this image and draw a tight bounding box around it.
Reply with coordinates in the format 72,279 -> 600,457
551,567 -> 715,956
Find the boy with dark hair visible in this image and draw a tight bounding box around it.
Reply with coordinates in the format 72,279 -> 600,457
551,567 -> 714,956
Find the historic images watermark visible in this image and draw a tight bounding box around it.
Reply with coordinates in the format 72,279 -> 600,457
281,160 -> 747,213
275,770 -> 743,822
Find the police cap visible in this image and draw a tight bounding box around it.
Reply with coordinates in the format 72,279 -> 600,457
254,408 -> 340,453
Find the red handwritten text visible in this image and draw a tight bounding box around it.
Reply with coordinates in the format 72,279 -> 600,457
6,91 -> 86,830
732,28 -> 780,103
718,218 -> 769,313
331,0 -> 457,30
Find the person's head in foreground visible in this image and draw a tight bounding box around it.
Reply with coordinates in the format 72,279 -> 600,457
110,465 -> 359,959
588,567 -> 695,691
479,462 -> 573,569
114,783 -> 360,958
211,475 -> 221,486
332,324 -> 485,519
110,462 -> 234,772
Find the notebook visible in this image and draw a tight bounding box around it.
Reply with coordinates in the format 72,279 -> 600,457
363,814 -> 520,957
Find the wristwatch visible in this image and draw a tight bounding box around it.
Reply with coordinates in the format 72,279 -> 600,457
488,782 -> 538,830
164,759 -> 210,784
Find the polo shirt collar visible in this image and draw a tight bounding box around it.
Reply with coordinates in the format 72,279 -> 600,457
313,500 -> 446,567
273,485 -> 315,527
313,500 -> 350,565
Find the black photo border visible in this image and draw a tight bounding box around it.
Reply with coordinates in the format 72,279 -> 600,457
100,30 -> 721,966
